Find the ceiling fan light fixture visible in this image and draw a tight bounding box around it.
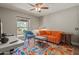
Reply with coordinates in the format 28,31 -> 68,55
35,7 -> 41,11
38,8 -> 41,11
29,3 -> 48,12
35,8 -> 38,11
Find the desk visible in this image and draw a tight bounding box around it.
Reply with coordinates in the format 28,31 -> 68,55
0,36 -> 24,52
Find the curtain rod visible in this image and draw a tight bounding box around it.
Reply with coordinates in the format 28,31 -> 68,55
16,16 -> 30,19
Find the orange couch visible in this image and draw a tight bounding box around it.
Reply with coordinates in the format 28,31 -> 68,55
37,30 -> 63,44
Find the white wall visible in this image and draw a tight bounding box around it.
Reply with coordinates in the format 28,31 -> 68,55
42,6 -> 79,35
38,16 -> 43,27
0,7 -> 40,36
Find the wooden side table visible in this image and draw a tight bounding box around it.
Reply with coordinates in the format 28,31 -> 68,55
63,33 -> 72,45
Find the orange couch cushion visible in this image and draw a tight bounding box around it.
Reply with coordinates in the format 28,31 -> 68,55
47,32 -> 62,44
45,31 -> 52,35
38,31 -> 47,35
37,30 -> 63,44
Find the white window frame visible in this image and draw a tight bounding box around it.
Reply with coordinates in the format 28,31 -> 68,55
16,19 -> 29,37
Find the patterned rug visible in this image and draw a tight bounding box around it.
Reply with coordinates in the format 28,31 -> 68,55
15,40 -> 74,55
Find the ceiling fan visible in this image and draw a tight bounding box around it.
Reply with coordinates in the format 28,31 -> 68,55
29,3 -> 48,12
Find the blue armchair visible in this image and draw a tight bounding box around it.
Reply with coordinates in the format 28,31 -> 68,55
24,31 -> 35,48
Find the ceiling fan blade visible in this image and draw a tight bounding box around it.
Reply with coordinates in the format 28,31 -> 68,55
28,3 -> 35,7
30,8 -> 35,11
41,7 -> 48,9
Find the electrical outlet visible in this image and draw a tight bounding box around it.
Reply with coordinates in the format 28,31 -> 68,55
75,27 -> 79,31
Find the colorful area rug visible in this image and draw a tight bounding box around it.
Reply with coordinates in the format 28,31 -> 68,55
15,41 -> 74,55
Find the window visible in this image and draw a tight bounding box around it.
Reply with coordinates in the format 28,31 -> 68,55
17,20 -> 28,36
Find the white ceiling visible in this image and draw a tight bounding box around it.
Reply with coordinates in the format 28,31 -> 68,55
0,3 -> 79,17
